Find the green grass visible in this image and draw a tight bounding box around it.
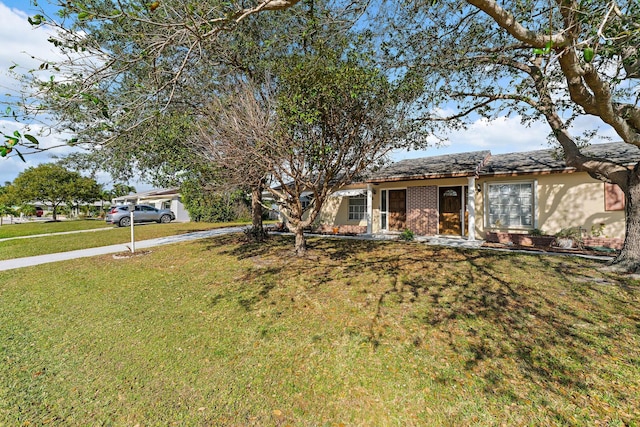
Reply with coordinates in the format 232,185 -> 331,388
0,235 -> 639,425
0,221 -> 248,260
0,219 -> 110,239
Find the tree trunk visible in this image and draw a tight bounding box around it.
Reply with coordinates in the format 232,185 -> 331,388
250,185 -> 266,241
611,172 -> 640,272
294,226 -> 306,257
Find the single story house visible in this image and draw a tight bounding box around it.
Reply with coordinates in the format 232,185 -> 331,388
317,142 -> 638,245
112,188 -> 191,222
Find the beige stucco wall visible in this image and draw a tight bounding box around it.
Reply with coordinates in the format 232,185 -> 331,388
316,186 -> 369,230
537,173 -> 623,238
475,172 -> 625,239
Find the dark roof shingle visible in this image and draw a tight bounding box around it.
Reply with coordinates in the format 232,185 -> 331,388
368,150 -> 491,182
368,142 -> 640,182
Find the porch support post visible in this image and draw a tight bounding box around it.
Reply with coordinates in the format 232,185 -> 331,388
366,184 -> 373,234
467,176 -> 476,241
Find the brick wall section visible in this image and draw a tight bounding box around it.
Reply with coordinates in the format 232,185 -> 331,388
583,237 -> 623,250
486,232 -> 623,250
407,186 -> 439,235
315,224 -> 367,234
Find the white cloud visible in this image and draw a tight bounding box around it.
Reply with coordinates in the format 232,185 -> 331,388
0,119 -> 76,183
393,114 -> 620,161
0,2 -> 64,84
0,2 -> 120,188
393,115 -> 550,161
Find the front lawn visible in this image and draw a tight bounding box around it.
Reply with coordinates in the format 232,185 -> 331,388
0,221 -> 247,260
0,219 -> 109,239
0,235 -> 638,425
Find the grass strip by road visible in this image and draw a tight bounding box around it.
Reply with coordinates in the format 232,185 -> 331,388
0,221 -> 248,260
0,235 -> 638,426
0,219 -> 110,239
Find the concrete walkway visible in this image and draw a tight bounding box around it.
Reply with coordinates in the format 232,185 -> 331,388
0,226 -> 244,272
0,226 -> 114,243
0,226 -> 613,272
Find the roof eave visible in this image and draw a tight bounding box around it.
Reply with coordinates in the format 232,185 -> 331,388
479,167 -> 576,177
367,171 -> 484,184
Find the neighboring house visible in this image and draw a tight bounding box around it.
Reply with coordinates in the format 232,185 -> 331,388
317,142 -> 638,244
112,188 -> 190,222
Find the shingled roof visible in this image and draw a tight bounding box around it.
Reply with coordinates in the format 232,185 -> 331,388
367,150 -> 491,183
368,142 -> 640,182
483,142 -> 640,176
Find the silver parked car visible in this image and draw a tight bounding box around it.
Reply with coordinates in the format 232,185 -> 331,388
105,204 -> 176,227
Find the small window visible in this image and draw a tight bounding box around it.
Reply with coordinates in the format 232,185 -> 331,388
348,195 -> 367,220
301,195 -> 313,210
605,183 -> 625,211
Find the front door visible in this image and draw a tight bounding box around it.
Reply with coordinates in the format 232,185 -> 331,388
439,186 -> 462,235
388,189 -> 406,231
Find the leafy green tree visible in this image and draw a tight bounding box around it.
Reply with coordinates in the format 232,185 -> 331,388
2,0 -> 304,157
69,176 -> 103,218
10,164 -> 102,221
382,0 -> 640,271
181,181 -> 250,223
198,45 -> 419,255
0,185 -> 18,226
110,184 -> 136,198
19,0 -> 368,246
19,204 -> 38,218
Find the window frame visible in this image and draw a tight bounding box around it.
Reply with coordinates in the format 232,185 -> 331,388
485,180 -> 536,229
348,195 -> 367,221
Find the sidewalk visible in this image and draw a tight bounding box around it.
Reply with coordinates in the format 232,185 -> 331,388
0,226 -> 114,243
1,226 -> 613,272
0,226 -> 244,272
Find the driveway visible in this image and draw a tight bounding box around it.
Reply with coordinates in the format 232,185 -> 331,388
0,226 -> 244,272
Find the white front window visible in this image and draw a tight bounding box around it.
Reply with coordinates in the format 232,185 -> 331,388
348,195 -> 367,220
486,182 -> 534,228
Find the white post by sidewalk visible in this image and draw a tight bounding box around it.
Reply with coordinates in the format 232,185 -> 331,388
130,209 -> 135,253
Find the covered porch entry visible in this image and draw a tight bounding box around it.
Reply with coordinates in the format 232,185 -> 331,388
439,185 -> 468,236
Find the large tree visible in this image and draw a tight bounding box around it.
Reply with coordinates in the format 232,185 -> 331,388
13,0 -> 378,247
8,164 -> 102,221
197,45 -> 418,255
382,0 -> 640,271
10,0 -> 358,156
0,185 -> 18,226
1,0 -> 304,158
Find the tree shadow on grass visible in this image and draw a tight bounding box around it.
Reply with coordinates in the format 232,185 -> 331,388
198,234 -> 639,417
200,233 -> 294,260
401,249 -> 639,416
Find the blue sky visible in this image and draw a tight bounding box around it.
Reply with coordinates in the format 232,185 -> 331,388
0,0 -> 619,188
0,0 -> 83,185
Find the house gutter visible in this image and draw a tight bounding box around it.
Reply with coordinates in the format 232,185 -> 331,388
478,167 -> 576,177
368,167 -> 582,183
